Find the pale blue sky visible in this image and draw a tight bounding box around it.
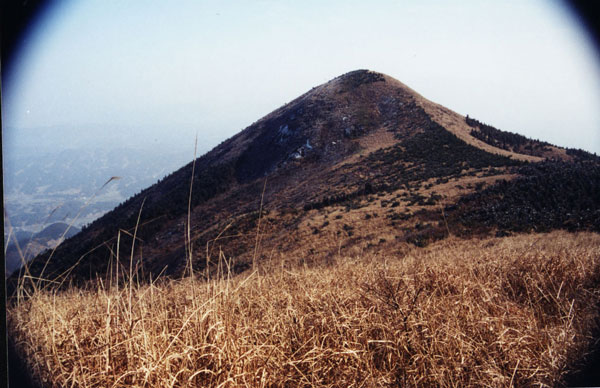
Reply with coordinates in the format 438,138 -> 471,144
3,0 -> 600,154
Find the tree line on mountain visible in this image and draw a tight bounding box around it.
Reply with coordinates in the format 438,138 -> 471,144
385,120 -> 523,177
449,160 -> 600,234
466,115 -> 552,155
304,119 -> 523,212
466,115 -> 600,162
385,159 -> 600,248
565,147 -> 600,162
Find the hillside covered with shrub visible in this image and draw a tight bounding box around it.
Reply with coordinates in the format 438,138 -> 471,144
8,69 -> 600,387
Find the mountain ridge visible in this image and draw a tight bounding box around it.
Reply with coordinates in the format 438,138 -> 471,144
5,222 -> 81,276
9,69 -> 599,292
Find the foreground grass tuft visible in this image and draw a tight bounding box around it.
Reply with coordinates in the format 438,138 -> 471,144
8,231 -> 600,387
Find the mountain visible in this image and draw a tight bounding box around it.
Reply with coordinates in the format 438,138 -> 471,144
10,69 -> 600,291
3,146 -> 193,235
5,222 -> 80,276
3,144 -> 193,278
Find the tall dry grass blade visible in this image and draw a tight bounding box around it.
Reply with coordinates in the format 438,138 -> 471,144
437,199 -> 451,237
7,202 -> 62,271
37,177 -> 121,285
116,230 -> 121,292
185,134 -> 199,280
52,241 -> 110,291
205,221 -> 233,266
4,211 -> 38,297
129,197 -> 146,322
252,177 -> 268,271
4,216 -> 14,257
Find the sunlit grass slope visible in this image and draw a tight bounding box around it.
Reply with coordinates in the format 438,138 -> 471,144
8,231 -> 600,387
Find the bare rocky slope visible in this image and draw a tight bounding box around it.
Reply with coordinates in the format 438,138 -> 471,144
10,69 -> 599,292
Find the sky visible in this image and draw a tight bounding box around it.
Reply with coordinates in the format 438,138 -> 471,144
3,0 -> 600,155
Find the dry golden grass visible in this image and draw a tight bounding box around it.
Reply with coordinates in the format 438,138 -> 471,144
414,97 -> 542,163
8,231 -> 600,387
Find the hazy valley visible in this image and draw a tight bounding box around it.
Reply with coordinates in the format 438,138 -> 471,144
3,131 -> 202,275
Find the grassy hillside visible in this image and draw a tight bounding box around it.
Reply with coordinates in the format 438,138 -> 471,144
8,231 -> 600,387
7,70 -> 600,386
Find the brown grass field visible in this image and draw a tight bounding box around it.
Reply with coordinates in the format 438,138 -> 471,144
7,230 -> 600,387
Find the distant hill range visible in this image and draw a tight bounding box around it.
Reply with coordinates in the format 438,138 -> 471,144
10,70 -> 599,292
5,222 -> 80,277
3,146 -> 193,237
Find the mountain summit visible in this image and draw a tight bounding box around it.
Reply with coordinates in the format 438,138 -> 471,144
11,70 -> 599,290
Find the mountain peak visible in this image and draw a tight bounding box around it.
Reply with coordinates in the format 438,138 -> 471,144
10,70 -> 593,292
334,69 -> 387,88
233,69 -> 426,182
